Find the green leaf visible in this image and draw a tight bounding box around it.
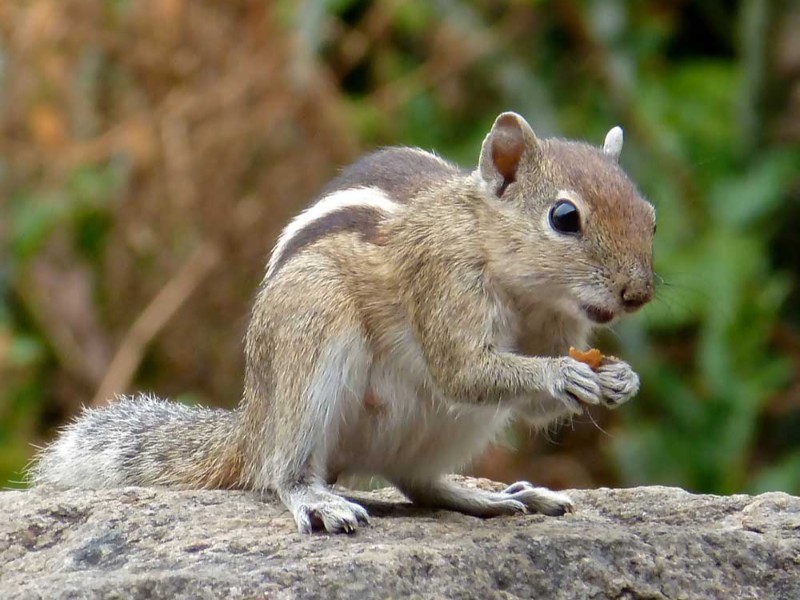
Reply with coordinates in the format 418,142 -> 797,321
749,453 -> 800,495
8,193 -> 68,261
709,150 -> 800,227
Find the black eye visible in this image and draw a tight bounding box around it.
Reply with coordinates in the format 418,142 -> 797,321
549,200 -> 581,234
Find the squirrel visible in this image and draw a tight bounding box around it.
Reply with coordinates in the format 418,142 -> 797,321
30,112 -> 655,534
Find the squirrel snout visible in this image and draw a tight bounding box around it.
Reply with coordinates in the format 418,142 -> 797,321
620,279 -> 653,312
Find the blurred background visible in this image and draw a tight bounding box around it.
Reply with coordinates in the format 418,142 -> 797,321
1,0 -> 799,494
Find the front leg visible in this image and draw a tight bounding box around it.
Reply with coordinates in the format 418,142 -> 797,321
394,478 -> 573,518
409,263 -> 603,411
597,359 -> 639,408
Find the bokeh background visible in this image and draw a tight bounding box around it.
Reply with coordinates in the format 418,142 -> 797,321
1,0 -> 799,494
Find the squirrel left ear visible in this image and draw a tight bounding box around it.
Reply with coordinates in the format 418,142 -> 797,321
479,112 -> 540,197
603,126 -> 623,161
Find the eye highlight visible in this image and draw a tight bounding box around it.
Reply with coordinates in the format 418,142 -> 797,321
549,199 -> 581,235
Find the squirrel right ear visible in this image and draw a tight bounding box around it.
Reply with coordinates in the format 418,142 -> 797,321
603,126 -> 623,161
479,112 -> 540,197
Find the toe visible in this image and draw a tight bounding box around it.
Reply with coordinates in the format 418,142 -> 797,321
493,499 -> 527,514
294,509 -> 314,534
502,481 -> 534,495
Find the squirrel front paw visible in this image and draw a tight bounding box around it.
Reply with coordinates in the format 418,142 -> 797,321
547,357 -> 602,412
597,360 -> 639,408
293,495 -> 370,534
281,485 -> 370,534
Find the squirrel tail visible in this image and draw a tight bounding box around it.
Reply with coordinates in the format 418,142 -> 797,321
29,394 -> 246,490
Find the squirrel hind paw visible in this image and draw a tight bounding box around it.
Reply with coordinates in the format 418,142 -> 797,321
500,481 -> 574,516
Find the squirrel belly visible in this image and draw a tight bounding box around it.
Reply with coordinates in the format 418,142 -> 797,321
31,112 -> 655,534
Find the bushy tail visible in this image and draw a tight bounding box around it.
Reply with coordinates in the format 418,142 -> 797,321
29,394 -> 246,490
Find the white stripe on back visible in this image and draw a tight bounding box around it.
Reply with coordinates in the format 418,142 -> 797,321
266,186 -> 400,277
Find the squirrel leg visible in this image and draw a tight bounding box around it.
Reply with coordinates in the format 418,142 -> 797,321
394,478 -> 573,518
244,308 -> 373,534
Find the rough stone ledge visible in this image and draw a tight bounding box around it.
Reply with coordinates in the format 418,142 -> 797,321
1,477 -> 799,599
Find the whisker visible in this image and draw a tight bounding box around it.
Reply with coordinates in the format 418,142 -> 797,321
584,408 -> 613,438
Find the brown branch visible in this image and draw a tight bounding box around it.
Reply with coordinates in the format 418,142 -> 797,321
90,242 -> 221,406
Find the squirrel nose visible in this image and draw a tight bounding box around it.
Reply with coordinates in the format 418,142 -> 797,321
621,281 -> 653,312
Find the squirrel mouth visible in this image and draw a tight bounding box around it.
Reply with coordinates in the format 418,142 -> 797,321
582,305 -> 616,324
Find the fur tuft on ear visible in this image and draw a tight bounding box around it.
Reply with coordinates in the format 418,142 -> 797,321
603,126 -> 623,161
478,112 -> 540,197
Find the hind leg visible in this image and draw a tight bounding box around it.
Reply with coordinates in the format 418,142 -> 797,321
267,329 -> 372,534
395,477 -> 573,518
244,297 -> 373,534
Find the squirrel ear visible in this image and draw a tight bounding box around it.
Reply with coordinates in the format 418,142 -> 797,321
479,112 -> 540,197
603,126 -> 623,161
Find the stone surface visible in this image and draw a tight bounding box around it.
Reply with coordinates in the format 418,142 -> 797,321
2,477 -> 799,599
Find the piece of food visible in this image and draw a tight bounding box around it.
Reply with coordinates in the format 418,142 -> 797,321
568,346 -> 604,371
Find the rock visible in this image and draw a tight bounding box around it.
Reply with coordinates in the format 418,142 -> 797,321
1,477 -> 799,599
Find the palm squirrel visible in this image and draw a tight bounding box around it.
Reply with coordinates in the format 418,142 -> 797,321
31,112 -> 655,534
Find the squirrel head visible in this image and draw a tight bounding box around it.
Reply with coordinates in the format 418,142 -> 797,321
476,112 -> 655,325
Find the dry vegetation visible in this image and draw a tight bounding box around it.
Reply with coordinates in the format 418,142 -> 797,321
2,0 -> 358,413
